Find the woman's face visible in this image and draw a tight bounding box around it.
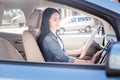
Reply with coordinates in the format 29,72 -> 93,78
49,12 -> 60,31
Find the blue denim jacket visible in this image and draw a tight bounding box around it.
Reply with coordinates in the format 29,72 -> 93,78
37,31 -> 74,63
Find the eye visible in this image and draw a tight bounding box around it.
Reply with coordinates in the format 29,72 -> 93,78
53,19 -> 57,21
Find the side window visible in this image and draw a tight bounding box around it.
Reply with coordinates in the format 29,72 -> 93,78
78,17 -> 82,22
59,9 -> 96,34
58,7 -> 116,51
70,18 -> 76,23
87,17 -> 91,21
82,17 -> 85,21
0,9 -> 27,34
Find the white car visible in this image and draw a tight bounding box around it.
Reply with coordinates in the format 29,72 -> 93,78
59,16 -> 95,33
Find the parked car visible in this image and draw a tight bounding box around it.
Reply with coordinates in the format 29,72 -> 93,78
59,16 -> 95,34
0,0 -> 120,79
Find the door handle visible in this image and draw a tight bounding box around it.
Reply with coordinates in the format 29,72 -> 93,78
14,39 -> 23,44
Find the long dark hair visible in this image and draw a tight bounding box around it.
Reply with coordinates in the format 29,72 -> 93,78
38,8 -> 60,45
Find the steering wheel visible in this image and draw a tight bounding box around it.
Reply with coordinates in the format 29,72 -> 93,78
79,27 -> 98,59
97,39 -> 114,64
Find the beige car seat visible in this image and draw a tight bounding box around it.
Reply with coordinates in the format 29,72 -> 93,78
0,2 -> 24,61
22,9 -> 45,62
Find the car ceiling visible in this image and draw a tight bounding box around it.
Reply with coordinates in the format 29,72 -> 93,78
0,0 -> 80,23
0,0 -> 68,9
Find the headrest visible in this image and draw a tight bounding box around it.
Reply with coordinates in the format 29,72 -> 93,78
26,9 -> 42,28
0,2 -> 4,26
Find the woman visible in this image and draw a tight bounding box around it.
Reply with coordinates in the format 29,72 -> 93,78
37,8 -> 102,64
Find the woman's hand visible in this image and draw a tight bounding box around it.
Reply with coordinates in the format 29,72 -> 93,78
74,59 -> 93,64
90,50 -> 103,63
65,47 -> 84,57
74,50 -> 103,64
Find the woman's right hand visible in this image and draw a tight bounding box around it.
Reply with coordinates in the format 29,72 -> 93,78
74,50 -> 103,64
90,50 -> 103,63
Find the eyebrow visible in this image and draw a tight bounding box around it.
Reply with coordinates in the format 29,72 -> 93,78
51,17 -> 60,20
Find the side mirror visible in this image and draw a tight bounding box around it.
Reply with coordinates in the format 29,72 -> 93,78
106,42 -> 120,76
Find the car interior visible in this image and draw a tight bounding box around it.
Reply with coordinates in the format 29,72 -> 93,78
0,2 -> 24,61
0,0 -> 117,65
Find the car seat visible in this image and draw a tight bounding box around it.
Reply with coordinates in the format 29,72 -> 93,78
0,2 -> 24,61
22,9 -> 45,62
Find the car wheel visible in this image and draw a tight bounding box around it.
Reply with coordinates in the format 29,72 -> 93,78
85,26 -> 91,32
59,28 -> 65,34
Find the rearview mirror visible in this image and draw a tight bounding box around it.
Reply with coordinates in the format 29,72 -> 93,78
106,42 -> 120,76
